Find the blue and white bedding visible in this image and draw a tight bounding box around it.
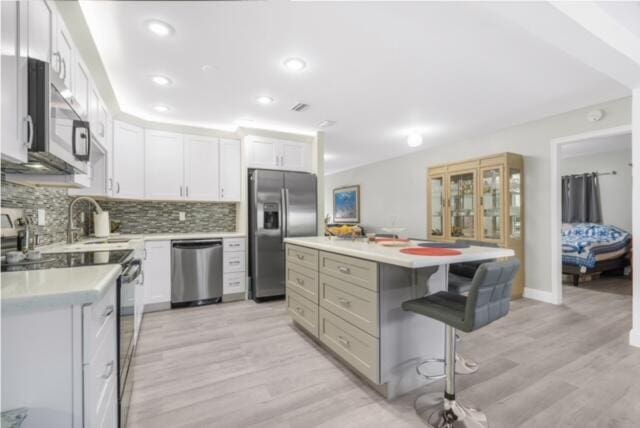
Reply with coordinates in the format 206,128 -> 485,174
562,223 -> 631,269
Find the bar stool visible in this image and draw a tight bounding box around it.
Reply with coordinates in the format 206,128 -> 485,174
402,259 -> 520,427
449,240 -> 499,375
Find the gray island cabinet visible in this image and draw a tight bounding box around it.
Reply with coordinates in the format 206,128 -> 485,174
283,237 -> 514,399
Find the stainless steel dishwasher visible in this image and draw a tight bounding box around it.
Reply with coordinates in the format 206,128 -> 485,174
171,239 -> 223,307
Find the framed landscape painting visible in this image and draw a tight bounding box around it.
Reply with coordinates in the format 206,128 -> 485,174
333,185 -> 360,223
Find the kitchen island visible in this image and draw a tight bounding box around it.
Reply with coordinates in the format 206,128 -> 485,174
283,236 -> 515,399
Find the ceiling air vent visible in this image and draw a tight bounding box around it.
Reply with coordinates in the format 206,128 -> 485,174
291,102 -> 310,112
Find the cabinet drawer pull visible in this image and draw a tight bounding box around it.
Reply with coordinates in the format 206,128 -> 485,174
338,266 -> 351,274
102,305 -> 114,318
101,361 -> 114,379
337,335 -> 350,347
229,260 -> 240,265
337,297 -> 351,307
229,281 -> 240,286
295,307 -> 304,315
296,254 -> 305,260
296,277 -> 304,285
230,243 -> 240,247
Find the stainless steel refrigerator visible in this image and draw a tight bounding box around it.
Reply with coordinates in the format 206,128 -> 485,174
249,169 -> 317,301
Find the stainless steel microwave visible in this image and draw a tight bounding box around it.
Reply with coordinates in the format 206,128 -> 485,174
25,58 -> 90,174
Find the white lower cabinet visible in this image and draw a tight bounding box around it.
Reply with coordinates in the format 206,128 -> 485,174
223,238 -> 246,296
143,240 -> 172,309
1,282 -> 119,427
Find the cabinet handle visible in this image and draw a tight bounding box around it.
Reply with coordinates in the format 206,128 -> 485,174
60,58 -> 67,81
230,260 -> 240,265
140,272 -> 145,285
296,307 -> 304,315
116,182 -> 120,194
186,186 -> 189,197
101,361 -> 115,379
108,178 -> 113,191
337,297 -> 351,307
180,186 -> 183,197
296,254 -> 305,260
337,336 -> 350,347
296,277 -> 304,285
338,266 -> 351,274
144,249 -> 148,260
23,115 -> 34,148
229,281 -> 240,286
220,188 -> 225,199
102,304 -> 114,318
52,51 -> 61,74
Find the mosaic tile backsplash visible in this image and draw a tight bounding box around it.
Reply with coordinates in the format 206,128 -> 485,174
1,176 -> 237,246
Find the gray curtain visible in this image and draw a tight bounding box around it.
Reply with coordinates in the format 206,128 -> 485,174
561,173 -> 602,223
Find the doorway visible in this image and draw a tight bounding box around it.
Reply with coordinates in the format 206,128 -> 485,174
550,125 -> 633,305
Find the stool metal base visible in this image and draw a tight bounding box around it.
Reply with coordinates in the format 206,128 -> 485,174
455,353 -> 479,375
415,392 -> 488,428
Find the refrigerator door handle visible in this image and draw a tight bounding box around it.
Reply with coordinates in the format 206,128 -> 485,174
281,188 -> 287,248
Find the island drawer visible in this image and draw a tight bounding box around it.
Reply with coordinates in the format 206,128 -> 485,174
286,263 -> 319,304
319,307 -> 379,384
319,252 -> 378,291
287,289 -> 319,338
319,274 -> 378,337
85,285 -> 117,358
286,245 -> 319,271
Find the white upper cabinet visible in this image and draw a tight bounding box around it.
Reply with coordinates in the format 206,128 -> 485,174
52,12 -> 73,91
219,139 -> 242,202
246,136 -> 312,172
72,59 -> 90,118
88,86 -> 100,140
113,121 -> 145,199
1,0 -> 29,163
144,130 -> 184,200
27,0 -> 52,62
184,135 -> 219,201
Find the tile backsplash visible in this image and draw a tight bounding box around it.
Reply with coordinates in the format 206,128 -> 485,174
1,176 -> 237,246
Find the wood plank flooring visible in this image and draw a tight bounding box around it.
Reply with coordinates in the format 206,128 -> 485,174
128,280 -> 639,428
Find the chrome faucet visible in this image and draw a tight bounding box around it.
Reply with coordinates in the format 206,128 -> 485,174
68,196 -> 103,244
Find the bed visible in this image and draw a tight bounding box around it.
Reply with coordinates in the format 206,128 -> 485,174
562,223 -> 632,286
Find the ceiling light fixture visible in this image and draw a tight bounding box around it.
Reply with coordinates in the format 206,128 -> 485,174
256,96 -> 274,105
146,20 -> 174,37
407,132 -> 423,148
201,64 -> 213,72
283,57 -> 306,72
151,75 -> 172,86
153,104 -> 170,113
318,120 -> 336,128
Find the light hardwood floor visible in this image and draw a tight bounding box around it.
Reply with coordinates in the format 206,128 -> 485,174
128,282 -> 639,428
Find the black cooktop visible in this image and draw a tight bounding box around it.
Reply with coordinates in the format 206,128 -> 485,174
1,250 -> 132,272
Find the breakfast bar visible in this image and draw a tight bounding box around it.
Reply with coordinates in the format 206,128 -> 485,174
283,236 -> 515,399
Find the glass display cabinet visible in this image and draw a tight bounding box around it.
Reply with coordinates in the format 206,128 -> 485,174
427,153 -> 524,298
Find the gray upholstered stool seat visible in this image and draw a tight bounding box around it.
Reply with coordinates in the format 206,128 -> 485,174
402,259 -> 520,428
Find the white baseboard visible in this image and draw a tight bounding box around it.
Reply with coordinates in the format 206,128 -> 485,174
629,329 -> 640,348
523,287 -> 560,305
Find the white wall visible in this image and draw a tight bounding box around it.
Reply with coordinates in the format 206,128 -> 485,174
560,147 -> 632,232
325,97 -> 632,292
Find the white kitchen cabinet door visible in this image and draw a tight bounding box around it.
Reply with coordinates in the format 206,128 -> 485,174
1,0 -> 29,163
88,87 -> 100,142
246,137 -> 279,169
72,59 -> 90,118
144,130 -> 184,200
98,102 -> 108,142
184,135 -> 219,201
144,241 -> 171,306
219,139 -> 241,201
53,13 -> 73,91
281,141 -> 311,172
27,0 -> 52,63
113,121 -> 145,198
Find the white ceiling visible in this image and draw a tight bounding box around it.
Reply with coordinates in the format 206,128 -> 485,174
561,132 -> 632,158
79,0 -> 630,174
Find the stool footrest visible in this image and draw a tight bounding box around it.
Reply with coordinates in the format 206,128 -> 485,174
416,358 -> 446,380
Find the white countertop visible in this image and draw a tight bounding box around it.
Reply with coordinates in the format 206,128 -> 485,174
284,237 -> 515,268
1,264 -> 122,314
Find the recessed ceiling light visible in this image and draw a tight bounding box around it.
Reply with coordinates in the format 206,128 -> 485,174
201,64 -> 213,72
407,132 -> 423,147
153,104 -> 170,113
323,153 -> 336,161
256,96 -> 274,105
283,57 -> 306,72
146,20 -> 174,37
151,75 -> 172,86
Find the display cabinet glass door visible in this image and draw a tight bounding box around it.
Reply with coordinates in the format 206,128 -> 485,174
480,166 -> 503,241
429,175 -> 445,239
447,171 -> 476,239
508,168 -> 522,240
